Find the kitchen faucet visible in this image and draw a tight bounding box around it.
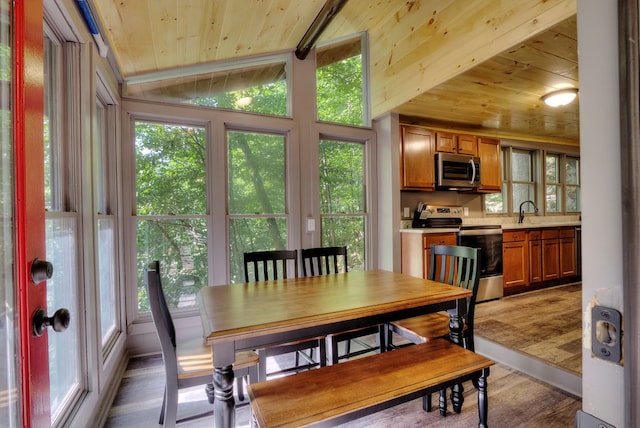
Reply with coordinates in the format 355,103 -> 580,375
518,200 -> 538,223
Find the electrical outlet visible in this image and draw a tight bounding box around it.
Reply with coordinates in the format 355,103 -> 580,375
306,218 -> 315,232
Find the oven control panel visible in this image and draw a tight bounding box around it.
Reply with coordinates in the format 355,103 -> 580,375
423,205 -> 464,218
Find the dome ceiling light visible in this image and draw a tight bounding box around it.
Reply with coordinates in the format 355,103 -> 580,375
542,88 -> 579,107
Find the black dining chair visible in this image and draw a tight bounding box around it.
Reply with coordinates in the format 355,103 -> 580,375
301,246 -> 385,364
243,250 -> 326,380
145,261 -> 259,427
387,245 -> 480,416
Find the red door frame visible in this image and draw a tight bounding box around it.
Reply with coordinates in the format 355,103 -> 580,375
14,0 -> 49,426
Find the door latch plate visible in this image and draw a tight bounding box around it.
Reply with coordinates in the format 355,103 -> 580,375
591,305 -> 622,363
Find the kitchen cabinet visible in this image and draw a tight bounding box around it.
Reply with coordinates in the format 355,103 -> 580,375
477,137 -> 501,192
401,232 -> 457,279
399,125 -> 501,193
502,230 -> 528,289
541,229 -> 560,281
400,125 -> 435,190
528,230 -> 542,284
435,132 -> 477,155
559,227 -> 576,277
501,226 -> 580,296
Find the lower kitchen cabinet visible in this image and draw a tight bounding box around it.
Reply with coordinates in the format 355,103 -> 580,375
502,230 -> 528,289
542,229 -> 560,281
401,232 -> 457,279
502,226 -> 579,296
559,227 -> 577,277
528,230 -> 542,284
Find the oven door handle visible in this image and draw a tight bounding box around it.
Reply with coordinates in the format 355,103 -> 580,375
458,228 -> 502,236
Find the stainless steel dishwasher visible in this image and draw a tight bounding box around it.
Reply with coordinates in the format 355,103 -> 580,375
458,225 -> 504,302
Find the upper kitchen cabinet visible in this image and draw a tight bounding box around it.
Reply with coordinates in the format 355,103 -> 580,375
436,132 -> 478,156
400,125 -> 435,190
400,124 -> 502,193
476,137 -> 501,192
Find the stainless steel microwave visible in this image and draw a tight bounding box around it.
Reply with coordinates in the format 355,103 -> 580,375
435,152 -> 481,190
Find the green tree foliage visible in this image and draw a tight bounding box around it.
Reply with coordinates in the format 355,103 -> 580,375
135,48 -> 366,310
228,131 -> 287,283
135,122 -> 208,311
319,140 -> 366,271
317,55 -> 364,126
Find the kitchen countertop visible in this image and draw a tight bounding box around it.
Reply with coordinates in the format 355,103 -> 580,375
400,221 -> 581,233
399,227 -> 460,234
501,222 -> 581,230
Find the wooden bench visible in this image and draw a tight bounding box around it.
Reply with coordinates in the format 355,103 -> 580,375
247,338 -> 494,427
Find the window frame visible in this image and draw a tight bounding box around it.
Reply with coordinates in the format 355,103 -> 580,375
122,61 -> 376,322
124,52 -> 293,118
95,72 -> 122,357
226,128 -> 292,283
317,136 -> 369,271
132,118 -> 211,315
315,33 -> 370,127
485,144 -> 581,217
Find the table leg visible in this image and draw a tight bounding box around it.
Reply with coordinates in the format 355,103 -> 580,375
213,365 -> 235,428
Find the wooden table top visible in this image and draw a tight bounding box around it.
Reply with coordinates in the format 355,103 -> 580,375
197,269 -> 471,346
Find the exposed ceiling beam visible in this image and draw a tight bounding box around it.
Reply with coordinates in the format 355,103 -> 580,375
295,0 -> 348,60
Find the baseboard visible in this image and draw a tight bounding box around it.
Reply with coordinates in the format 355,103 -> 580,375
93,350 -> 131,427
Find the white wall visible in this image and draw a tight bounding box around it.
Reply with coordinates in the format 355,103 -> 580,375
577,1 -> 625,426
374,113 -> 402,272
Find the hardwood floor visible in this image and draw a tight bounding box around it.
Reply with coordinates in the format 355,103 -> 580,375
475,282 -> 582,375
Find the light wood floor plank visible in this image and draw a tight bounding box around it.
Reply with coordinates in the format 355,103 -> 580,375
475,282 -> 582,375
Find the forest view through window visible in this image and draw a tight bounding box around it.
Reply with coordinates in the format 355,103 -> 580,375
132,36 -> 369,312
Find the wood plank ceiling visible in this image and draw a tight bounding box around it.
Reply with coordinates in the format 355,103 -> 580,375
91,0 -> 578,145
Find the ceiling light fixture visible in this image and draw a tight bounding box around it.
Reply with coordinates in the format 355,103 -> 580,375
542,88 -> 579,107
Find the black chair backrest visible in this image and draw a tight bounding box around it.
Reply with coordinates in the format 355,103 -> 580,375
145,261 -> 178,362
428,245 -> 480,348
429,244 -> 479,290
243,250 -> 299,282
300,246 -> 348,276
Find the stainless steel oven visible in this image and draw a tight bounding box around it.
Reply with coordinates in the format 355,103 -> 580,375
458,225 -> 503,302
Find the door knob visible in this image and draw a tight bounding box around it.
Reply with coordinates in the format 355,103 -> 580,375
32,308 -> 70,337
31,258 -> 53,284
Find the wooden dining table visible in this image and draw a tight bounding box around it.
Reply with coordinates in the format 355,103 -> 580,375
197,269 -> 472,428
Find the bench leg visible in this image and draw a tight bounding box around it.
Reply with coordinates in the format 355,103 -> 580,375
213,365 -> 235,428
477,370 -> 489,428
438,389 -> 447,416
423,389 -> 448,416
451,382 -> 464,413
423,393 -> 432,412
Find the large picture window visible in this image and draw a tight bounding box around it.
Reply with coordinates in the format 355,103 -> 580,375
319,139 -> 366,270
227,131 -> 288,283
44,33 -> 82,424
95,80 -> 120,352
134,121 -> 209,312
316,36 -> 367,126
125,57 -> 290,117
